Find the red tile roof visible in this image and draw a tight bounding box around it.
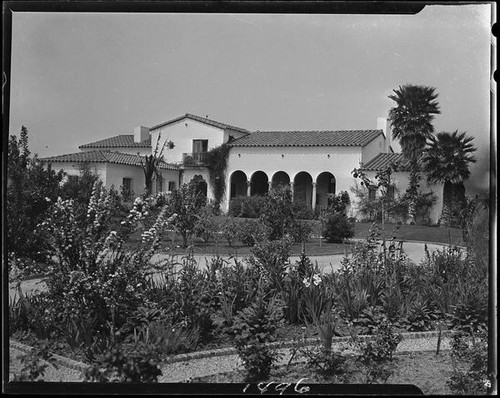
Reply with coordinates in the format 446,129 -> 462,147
79,135 -> 151,149
40,150 -> 179,170
360,153 -> 410,171
229,129 -> 383,147
150,113 -> 250,134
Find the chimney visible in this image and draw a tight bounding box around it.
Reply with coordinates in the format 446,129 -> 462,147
134,126 -> 150,143
377,117 -> 392,154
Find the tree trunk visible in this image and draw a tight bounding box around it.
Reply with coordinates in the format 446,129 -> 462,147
440,181 -> 454,227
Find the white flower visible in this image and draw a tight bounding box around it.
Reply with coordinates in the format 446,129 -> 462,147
483,379 -> 491,389
313,274 -> 322,286
303,278 -> 311,288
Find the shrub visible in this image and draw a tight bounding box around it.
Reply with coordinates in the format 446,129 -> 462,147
249,237 -> 292,294
231,286 -> 284,382
289,221 -> 312,243
193,205 -> 220,243
7,128 -> 66,264
326,191 -> 351,214
321,213 -> 354,243
352,316 -> 403,384
167,183 -> 207,247
259,185 -> 296,240
238,219 -> 270,246
219,215 -> 241,247
447,327 -> 489,395
228,196 -> 267,218
292,203 -> 316,220
84,341 -> 162,383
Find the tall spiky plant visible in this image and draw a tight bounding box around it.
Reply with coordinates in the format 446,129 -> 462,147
388,84 -> 440,224
422,131 -> 477,227
141,134 -> 168,197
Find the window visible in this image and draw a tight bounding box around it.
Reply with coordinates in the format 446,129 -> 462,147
192,139 -> 208,153
122,177 -> 133,201
168,181 -> 176,192
368,187 -> 376,201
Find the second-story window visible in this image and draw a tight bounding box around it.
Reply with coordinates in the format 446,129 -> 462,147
192,139 -> 208,153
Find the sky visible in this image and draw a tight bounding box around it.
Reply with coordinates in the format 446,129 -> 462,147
7,4 -> 494,195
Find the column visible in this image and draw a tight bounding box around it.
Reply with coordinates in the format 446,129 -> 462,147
247,179 -> 251,196
290,182 -> 294,202
312,182 -> 317,210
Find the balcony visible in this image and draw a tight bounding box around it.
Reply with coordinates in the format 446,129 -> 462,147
182,152 -> 209,167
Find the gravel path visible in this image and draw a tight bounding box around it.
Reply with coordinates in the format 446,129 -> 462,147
9,332 -> 451,383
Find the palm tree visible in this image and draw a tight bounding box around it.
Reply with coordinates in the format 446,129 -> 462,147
422,130 -> 477,227
388,84 -> 441,223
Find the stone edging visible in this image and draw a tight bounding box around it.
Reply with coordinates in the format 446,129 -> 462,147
10,339 -> 89,373
10,330 -> 456,374
161,330 -> 455,364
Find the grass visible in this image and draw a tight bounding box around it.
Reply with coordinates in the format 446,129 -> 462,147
124,220 -> 465,257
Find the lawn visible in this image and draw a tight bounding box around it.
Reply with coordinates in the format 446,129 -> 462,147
124,220 -> 465,257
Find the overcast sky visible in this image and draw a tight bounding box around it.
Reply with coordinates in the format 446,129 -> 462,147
7,4 -> 493,194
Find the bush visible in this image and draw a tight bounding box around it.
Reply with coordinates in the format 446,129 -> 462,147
231,286 -> 284,382
447,327 -> 489,395
220,215 -> 241,247
167,183 -> 207,247
352,316 -> 403,384
84,341 -> 162,383
193,205 -> 220,243
289,220 -> 313,243
292,203 -> 316,220
238,219 -> 270,246
321,213 -> 355,243
228,196 -> 267,218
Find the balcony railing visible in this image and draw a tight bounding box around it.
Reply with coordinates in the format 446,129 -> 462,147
182,152 -> 209,166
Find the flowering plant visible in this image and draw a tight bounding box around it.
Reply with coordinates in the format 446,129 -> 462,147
302,273 -> 338,353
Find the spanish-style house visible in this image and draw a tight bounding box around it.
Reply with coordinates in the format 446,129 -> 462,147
41,113 -> 443,224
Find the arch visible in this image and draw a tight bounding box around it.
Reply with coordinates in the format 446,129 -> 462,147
230,170 -> 248,198
293,172 -> 313,208
271,171 -> 291,189
190,174 -> 207,198
316,172 -> 336,208
250,171 -> 269,196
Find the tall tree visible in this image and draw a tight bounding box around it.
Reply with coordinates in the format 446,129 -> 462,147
388,84 -> 441,223
7,126 -> 65,263
422,130 -> 477,227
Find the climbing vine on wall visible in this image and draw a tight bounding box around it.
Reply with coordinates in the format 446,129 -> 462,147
206,144 -> 230,212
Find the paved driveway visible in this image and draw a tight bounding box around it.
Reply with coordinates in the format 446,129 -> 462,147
9,241 -> 459,300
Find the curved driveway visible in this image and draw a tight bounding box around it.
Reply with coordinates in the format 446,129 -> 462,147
10,241 -> 461,300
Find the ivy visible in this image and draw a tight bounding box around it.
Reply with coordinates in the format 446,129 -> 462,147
206,144 -> 230,212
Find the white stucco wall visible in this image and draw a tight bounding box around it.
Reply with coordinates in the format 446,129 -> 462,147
362,134 -> 387,164
354,170 -> 444,225
48,162 -> 108,186
223,146 -> 365,212
101,163 -> 145,196
150,119 -> 226,164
